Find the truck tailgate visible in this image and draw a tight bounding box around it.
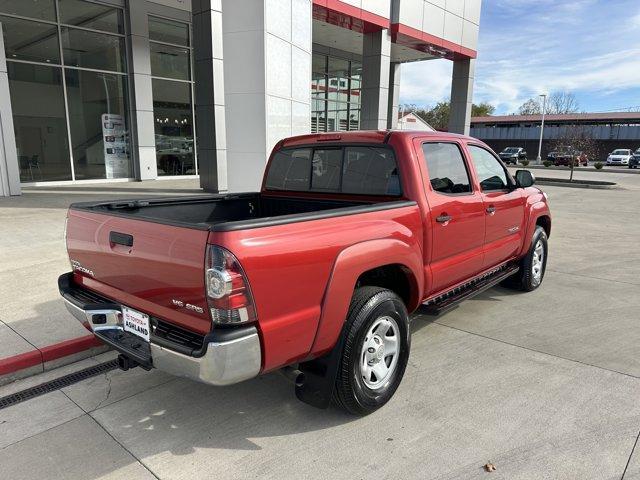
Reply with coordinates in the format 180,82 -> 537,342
66,208 -> 211,335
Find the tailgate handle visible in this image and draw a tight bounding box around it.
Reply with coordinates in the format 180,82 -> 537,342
110,231 -> 134,247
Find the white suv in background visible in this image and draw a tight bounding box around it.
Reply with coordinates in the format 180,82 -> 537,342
606,149 -> 633,165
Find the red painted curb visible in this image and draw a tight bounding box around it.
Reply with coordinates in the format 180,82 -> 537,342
0,350 -> 43,376
0,334 -> 103,377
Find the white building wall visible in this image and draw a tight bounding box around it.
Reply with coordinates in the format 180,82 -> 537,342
223,0 -> 312,192
393,0 -> 481,51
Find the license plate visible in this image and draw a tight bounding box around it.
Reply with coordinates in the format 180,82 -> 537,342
122,306 -> 150,342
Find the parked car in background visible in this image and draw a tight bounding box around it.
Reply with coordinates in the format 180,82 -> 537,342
499,147 -> 527,164
547,146 -> 588,167
629,149 -> 640,169
607,149 -> 633,166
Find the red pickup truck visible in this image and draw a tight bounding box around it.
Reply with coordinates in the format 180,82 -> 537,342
59,131 -> 550,415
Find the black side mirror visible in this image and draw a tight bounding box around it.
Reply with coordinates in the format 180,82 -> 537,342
515,169 -> 535,188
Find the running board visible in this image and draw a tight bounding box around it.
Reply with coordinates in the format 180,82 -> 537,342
421,265 -> 520,316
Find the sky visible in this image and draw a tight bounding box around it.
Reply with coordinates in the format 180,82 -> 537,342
399,0 -> 640,115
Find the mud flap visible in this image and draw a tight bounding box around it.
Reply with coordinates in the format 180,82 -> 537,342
295,331 -> 347,409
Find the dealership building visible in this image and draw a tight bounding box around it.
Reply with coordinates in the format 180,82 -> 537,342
0,0 -> 481,197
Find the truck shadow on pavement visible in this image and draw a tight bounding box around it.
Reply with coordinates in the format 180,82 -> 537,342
411,285 -> 522,334
88,371 -> 359,456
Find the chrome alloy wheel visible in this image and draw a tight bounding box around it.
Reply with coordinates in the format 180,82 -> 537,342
359,316 -> 400,390
531,239 -> 545,286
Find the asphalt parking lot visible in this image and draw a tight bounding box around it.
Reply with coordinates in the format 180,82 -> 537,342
1,170 -> 639,480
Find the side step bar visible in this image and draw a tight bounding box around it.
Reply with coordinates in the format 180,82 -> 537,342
421,264 -> 520,316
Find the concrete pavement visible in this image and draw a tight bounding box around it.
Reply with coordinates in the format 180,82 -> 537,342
1,171 -> 639,479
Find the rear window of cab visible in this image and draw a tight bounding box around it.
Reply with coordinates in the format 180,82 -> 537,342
265,146 -> 402,196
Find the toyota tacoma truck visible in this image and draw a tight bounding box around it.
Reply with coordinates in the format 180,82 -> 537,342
59,131 -> 551,415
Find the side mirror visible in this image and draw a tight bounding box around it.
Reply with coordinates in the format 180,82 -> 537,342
515,169 -> 535,188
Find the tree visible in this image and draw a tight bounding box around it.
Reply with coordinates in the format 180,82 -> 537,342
472,102 -> 496,117
547,91 -> 579,115
518,98 -> 541,115
516,91 -> 580,116
551,124 -> 598,182
402,100 -> 496,131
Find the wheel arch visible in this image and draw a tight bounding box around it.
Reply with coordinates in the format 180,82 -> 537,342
308,238 -> 423,358
519,199 -> 551,257
536,214 -> 551,238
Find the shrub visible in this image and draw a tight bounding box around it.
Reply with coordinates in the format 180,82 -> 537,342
543,160 -> 552,167
520,159 -> 530,167
594,162 -> 603,170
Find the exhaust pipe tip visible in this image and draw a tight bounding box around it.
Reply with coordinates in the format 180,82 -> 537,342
279,366 -> 305,387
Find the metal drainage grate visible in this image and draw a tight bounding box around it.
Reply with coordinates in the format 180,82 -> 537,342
0,360 -> 118,410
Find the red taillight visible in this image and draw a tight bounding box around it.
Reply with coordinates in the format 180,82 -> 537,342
205,246 -> 257,325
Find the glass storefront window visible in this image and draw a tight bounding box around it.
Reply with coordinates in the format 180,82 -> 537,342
7,62 -> 71,182
61,27 -> 125,72
149,15 -> 195,176
349,107 -> 360,131
0,0 -> 56,21
312,53 -> 326,74
152,79 -> 194,176
327,101 -> 348,132
65,69 -> 130,179
58,0 -> 124,34
312,98 -> 327,133
0,15 -> 60,64
311,70 -> 326,100
150,43 -> 191,81
149,16 -> 189,46
327,57 -> 349,81
311,53 -> 361,133
1,0 -> 130,183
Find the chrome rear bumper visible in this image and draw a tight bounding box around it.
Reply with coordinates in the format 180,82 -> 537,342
60,273 -> 261,386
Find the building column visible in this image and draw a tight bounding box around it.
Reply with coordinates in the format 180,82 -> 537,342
361,29 -> 391,130
386,62 -> 401,129
193,0 -> 227,192
0,23 -> 20,196
222,0 -> 312,192
448,58 -> 475,135
126,1 -> 157,180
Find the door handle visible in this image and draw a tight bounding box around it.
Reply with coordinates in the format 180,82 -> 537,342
486,206 -> 496,215
436,214 -> 452,223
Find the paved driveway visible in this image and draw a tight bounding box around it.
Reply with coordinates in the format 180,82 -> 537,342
1,171 -> 639,480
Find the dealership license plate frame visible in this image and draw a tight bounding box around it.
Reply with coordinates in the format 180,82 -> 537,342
122,306 -> 151,342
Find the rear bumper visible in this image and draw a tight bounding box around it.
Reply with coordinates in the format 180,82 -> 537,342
59,273 -> 261,386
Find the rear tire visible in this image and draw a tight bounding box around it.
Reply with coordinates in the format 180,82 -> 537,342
332,287 -> 410,415
503,226 -> 548,292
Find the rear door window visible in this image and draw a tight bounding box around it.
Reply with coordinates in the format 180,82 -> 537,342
266,145 -> 402,196
342,146 -> 400,195
422,142 -> 472,194
264,148 -> 311,191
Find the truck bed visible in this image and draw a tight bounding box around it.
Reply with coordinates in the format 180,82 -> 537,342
70,193 -> 411,231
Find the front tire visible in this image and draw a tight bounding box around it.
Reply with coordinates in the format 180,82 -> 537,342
503,226 -> 548,291
333,287 -> 410,415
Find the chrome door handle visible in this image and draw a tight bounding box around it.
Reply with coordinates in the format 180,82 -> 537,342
486,206 -> 496,215
436,214 -> 452,223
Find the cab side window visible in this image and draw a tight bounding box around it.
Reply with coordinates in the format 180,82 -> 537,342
468,146 -> 509,191
422,142 -> 472,194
